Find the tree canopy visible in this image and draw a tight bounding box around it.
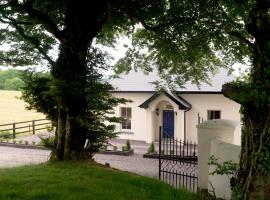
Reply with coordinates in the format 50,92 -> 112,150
0,69 -> 24,90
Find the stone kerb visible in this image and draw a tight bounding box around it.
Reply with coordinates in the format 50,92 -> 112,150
197,119 -> 239,190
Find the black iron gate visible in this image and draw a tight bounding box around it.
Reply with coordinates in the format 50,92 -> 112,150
158,126 -> 198,192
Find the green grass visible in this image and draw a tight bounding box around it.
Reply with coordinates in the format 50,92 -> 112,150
0,90 -> 45,125
0,162 -> 196,200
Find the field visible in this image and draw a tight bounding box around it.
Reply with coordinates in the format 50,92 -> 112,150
0,90 -> 45,125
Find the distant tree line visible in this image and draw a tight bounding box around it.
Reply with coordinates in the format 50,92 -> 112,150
0,69 -> 24,91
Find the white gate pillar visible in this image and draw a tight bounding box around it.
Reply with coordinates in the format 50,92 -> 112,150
196,119 -> 239,189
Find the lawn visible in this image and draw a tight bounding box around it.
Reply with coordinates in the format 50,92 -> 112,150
0,90 -> 45,125
0,162 -> 196,200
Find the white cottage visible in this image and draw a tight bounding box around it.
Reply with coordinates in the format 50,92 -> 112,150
109,69 -> 241,143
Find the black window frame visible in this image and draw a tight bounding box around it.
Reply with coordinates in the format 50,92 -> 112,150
207,110 -> 221,120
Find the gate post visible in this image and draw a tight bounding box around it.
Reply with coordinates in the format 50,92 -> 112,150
158,126 -> 162,180
197,119 -> 239,190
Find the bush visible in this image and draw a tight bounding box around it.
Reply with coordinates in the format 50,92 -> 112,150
39,136 -> 55,149
125,140 -> 131,151
0,131 -> 12,139
147,142 -> 156,154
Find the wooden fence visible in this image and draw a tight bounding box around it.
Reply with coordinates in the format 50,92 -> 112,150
0,119 -> 52,139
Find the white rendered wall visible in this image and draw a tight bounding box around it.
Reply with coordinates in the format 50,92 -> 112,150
181,94 -> 241,142
112,93 -> 241,143
209,139 -> 241,199
112,92 -> 153,142
197,120 -> 240,199
112,93 -> 185,142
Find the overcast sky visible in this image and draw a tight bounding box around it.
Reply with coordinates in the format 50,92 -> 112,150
0,36 -> 249,77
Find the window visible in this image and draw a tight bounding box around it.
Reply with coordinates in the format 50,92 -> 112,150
121,107 -> 132,130
207,110 -> 221,120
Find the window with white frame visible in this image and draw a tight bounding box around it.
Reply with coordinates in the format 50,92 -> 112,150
207,110 -> 221,120
120,107 -> 132,130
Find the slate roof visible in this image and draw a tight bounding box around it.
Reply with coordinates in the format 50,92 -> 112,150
139,91 -> 192,110
109,68 -> 236,93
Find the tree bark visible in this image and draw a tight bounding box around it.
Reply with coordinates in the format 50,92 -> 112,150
47,0 -> 109,161
223,1 -> 270,199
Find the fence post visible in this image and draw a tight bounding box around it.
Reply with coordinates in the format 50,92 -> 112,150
159,126 -> 162,180
32,120 -> 35,135
12,123 -> 16,139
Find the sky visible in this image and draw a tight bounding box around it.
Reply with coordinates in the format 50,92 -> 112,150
0,36 -> 250,78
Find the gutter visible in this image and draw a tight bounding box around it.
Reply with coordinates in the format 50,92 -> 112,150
184,108 -> 191,141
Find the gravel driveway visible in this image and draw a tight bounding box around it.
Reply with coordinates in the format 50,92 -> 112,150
0,146 -> 50,168
94,139 -> 159,178
0,137 -> 158,179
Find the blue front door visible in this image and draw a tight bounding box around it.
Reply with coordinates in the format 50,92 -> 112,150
163,110 -> 174,137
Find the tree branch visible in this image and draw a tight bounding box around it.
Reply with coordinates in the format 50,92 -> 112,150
22,0 -> 66,43
3,16 -> 55,65
215,3 -> 256,50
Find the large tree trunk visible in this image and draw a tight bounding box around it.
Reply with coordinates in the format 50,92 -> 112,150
51,44 -> 88,160
49,0 -> 108,160
223,1 -> 270,199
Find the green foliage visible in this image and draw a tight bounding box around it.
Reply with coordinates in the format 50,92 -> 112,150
147,142 -> 156,154
0,131 -> 12,139
4,77 -> 24,91
20,70 -> 57,122
0,69 -> 24,91
231,183 -> 245,200
209,155 -> 239,177
39,136 -> 55,149
124,139 -> 131,151
208,155 -> 239,189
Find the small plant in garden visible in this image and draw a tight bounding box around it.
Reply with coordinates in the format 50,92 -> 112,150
19,140 -> 23,144
113,146 -> 117,151
32,141 -> 36,146
122,146 -> 125,152
12,140 -> 16,144
125,140 -> 131,151
24,140 -> 29,145
147,142 -> 156,154
0,138 -> 3,142
6,139 -> 9,143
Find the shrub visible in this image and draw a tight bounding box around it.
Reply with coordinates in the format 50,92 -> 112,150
12,140 -> 16,144
24,140 -> 29,145
0,131 -> 12,139
113,146 -> 117,151
147,142 -> 156,154
32,141 -> 36,146
125,140 -> 131,151
19,140 -> 23,144
39,136 -> 55,149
